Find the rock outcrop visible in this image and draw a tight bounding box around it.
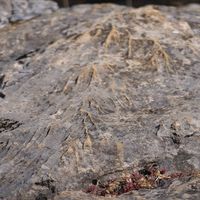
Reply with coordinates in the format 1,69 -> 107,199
0,3 -> 200,200
0,0 -> 58,28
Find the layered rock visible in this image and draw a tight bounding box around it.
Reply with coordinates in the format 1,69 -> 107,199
0,3 -> 200,200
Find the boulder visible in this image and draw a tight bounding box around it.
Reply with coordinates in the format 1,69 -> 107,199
0,3 -> 200,199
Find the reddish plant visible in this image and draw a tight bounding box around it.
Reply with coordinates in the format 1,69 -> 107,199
84,165 -> 198,196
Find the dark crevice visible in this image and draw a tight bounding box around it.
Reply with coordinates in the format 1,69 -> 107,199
35,178 -> 56,194
155,124 -> 161,136
171,132 -> 181,145
0,74 -> 6,98
15,48 -> 40,61
184,132 -> 200,138
0,118 -> 22,133
0,74 -> 5,89
0,92 -> 5,99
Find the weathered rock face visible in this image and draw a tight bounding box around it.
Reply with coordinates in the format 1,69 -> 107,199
0,0 -> 58,28
0,3 -> 200,200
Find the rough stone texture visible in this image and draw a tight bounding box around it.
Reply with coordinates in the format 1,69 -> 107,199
0,0 -> 58,28
0,3 -> 200,200
0,0 -> 12,28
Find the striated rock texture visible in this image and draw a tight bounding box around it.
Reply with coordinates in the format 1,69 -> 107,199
0,3 -> 200,200
0,0 -> 58,28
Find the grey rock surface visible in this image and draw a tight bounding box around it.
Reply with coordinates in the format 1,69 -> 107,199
0,3 -> 200,200
0,0 -> 12,28
0,0 -> 58,28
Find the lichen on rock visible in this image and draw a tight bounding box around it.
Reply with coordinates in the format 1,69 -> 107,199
0,3 -> 200,200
